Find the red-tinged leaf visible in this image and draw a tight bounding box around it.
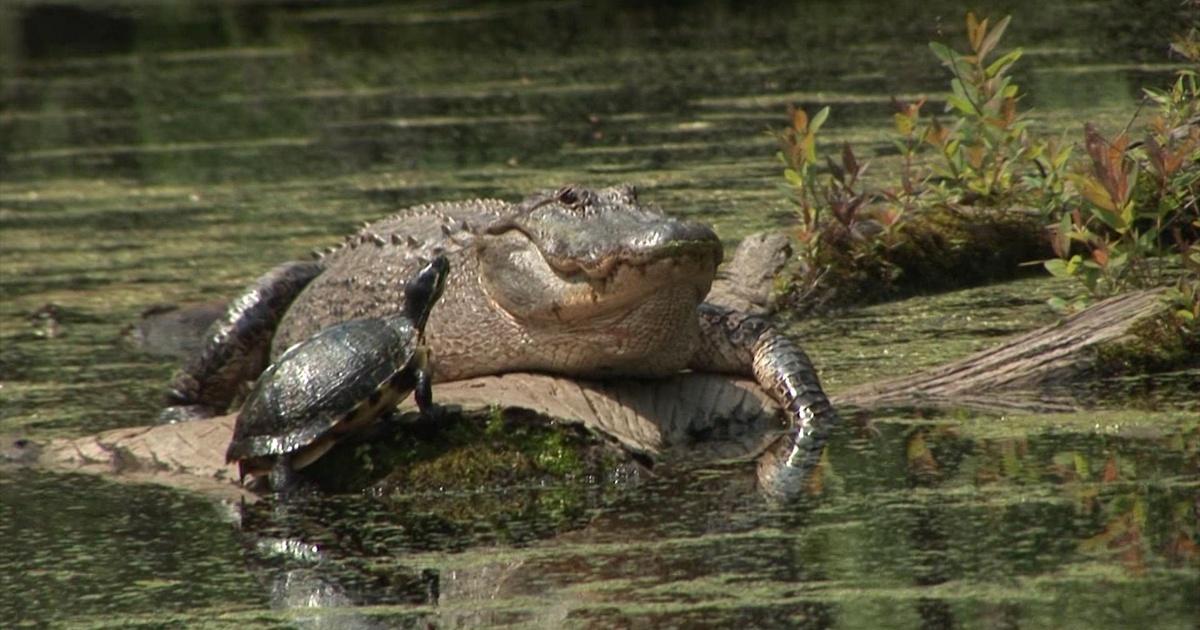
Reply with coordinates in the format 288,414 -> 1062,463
1001,96 -> 1017,125
842,142 -> 859,177
966,144 -> 986,169
792,107 -> 808,134
1083,124 -> 1133,207
925,118 -> 950,147
1161,137 -> 1196,178
1083,123 -> 1109,172
1101,456 -> 1119,482
1148,115 -> 1168,138
1110,132 -> 1130,155
1092,246 -> 1109,268
967,12 -> 983,52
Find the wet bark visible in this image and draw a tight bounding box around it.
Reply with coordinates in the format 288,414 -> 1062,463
18,374 -> 782,498
832,289 -> 1175,413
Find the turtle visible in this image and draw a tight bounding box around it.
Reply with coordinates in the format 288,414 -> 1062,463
225,254 -> 450,492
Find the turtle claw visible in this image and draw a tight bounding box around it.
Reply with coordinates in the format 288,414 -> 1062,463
266,456 -> 319,497
158,404 -> 219,424
417,402 -> 445,424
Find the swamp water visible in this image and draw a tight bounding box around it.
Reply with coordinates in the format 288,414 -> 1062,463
1,1 -> 1197,627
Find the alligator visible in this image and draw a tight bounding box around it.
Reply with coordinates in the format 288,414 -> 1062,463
166,184 -> 838,487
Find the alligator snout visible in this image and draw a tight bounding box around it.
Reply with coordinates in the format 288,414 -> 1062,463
618,218 -> 723,267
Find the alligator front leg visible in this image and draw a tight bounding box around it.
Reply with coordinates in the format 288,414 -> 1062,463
690,303 -> 839,499
163,261 -> 324,421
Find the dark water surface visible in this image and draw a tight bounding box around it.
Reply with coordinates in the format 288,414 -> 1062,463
1,1 -> 1197,627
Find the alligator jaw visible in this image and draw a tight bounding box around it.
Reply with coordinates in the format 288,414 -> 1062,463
477,229 -> 719,326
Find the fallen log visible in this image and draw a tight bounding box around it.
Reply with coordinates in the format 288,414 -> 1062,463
16,374 -> 783,498
833,288 -> 1187,412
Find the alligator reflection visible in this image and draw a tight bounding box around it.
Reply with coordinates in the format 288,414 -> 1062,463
5,412 -> 1193,627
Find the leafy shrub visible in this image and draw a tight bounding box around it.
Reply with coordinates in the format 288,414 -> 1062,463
925,14 -> 1036,206
774,13 -> 1199,330
1043,29 -> 1200,325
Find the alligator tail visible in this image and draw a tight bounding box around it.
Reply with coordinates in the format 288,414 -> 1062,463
163,261 -> 324,421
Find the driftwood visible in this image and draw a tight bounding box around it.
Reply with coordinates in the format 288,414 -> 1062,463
833,289 -> 1176,413
20,374 -> 783,499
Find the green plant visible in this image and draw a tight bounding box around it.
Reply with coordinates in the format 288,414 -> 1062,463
1025,133 -> 1075,213
1044,28 -> 1200,319
878,97 -> 930,246
925,13 -> 1037,205
777,104 -> 831,271
776,106 -> 885,305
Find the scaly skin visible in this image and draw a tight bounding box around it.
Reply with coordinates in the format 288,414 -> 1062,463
273,185 -> 719,381
165,261 -> 323,419
168,184 -> 838,489
691,304 -> 837,499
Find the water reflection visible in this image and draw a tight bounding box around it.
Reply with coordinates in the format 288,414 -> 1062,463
1,413 -> 1196,626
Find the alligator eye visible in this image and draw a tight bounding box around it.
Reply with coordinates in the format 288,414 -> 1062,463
619,184 -> 638,203
556,187 -> 578,206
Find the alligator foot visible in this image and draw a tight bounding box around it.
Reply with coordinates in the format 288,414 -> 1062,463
691,303 -> 839,499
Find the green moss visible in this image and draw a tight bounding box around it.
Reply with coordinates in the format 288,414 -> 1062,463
286,408 -> 636,548
786,207 -> 1050,312
1093,307 -> 1200,376
303,408 -> 626,495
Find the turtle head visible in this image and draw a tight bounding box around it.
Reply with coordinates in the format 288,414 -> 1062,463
404,254 -> 450,330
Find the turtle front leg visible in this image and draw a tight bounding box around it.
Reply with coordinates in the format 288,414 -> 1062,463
413,346 -> 437,419
268,454 -> 301,494
163,261 -> 324,421
690,303 -> 839,499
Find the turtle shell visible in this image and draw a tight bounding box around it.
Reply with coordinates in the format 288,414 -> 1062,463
225,316 -> 421,471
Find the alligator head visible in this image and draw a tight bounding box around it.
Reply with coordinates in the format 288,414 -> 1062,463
474,184 -> 723,324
